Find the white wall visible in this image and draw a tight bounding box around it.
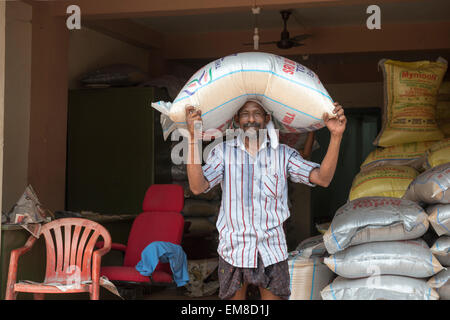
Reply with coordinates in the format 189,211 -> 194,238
2,1 -> 32,213
68,26 -> 150,89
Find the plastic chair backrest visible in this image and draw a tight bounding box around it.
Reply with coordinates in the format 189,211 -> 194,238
40,218 -> 111,283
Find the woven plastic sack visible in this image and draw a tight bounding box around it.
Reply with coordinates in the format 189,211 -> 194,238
151,52 -> 335,140
403,162 -> 450,204
349,166 -> 418,201
288,256 -> 335,300
182,199 -> 221,217
294,235 -> 327,258
427,204 -> 450,236
373,58 -> 447,147
424,138 -> 450,169
431,236 -> 450,267
323,197 -> 429,254
184,217 -> 216,234
321,275 -> 439,300
428,269 -> 450,300
360,142 -> 434,172
324,239 -> 443,279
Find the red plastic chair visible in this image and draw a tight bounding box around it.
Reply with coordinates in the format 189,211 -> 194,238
5,218 -> 111,300
99,184 -> 185,286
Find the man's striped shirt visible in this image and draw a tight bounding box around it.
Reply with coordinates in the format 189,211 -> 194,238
202,134 -> 320,268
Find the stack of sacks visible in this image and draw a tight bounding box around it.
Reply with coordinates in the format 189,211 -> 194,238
428,228 -> 450,300
288,235 -> 335,300
404,162 -> 450,300
429,236 -> 450,300
348,58 -> 448,202
320,197 -> 442,300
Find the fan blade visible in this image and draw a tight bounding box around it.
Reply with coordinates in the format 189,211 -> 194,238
290,34 -> 312,42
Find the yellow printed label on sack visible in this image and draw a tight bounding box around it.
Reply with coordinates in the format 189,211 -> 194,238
374,58 -> 447,147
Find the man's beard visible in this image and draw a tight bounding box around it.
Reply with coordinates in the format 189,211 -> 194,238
241,123 -> 268,148
243,123 -> 262,137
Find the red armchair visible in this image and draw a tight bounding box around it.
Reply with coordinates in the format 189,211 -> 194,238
99,184 -> 185,287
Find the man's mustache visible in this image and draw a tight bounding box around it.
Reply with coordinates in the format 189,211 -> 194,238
243,122 -> 261,128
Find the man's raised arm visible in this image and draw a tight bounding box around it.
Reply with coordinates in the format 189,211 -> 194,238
309,102 -> 347,188
185,105 -> 210,195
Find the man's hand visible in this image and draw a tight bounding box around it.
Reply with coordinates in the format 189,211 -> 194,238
185,105 -> 202,140
323,102 -> 346,137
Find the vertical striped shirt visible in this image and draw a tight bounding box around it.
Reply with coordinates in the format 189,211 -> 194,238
202,133 -> 320,268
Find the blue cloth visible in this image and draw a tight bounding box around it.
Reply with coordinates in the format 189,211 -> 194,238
135,241 -> 189,287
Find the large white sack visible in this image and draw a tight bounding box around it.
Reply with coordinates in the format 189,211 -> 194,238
403,162 -> 450,204
324,239 -> 443,279
428,269 -> 450,300
323,197 -> 429,254
321,275 -> 439,300
427,204 -> 450,236
431,236 -> 450,266
151,52 -> 335,140
288,255 -> 335,300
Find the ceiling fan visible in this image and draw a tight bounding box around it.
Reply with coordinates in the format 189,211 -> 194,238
244,10 -> 312,49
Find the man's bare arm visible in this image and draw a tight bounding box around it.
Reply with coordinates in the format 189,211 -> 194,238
309,135 -> 342,187
185,105 -> 210,195
309,103 -> 346,187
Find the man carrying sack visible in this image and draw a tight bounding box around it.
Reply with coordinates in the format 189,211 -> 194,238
185,100 -> 346,300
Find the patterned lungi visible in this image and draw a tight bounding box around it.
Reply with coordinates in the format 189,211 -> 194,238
218,254 -> 291,300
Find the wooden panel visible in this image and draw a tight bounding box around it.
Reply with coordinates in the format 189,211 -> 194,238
66,87 -> 157,214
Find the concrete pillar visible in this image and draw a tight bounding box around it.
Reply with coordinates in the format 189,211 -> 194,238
28,4 -> 69,211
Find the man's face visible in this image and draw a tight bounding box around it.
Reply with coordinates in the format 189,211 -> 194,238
235,101 -> 270,136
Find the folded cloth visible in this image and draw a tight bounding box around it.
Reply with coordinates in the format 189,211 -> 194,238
266,120 -> 279,150
135,241 -> 189,287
